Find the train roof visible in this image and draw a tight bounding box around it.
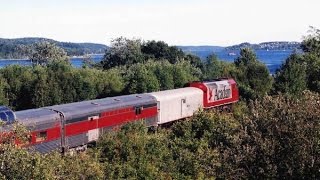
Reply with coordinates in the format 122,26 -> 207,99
15,108 -> 61,129
148,87 -> 202,101
189,78 -> 236,85
45,94 -> 156,120
13,94 -> 156,128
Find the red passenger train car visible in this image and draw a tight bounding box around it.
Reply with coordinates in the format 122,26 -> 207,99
0,78 -> 239,153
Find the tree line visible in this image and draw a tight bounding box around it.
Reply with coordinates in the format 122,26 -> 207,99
0,37 -> 107,59
0,27 -> 320,179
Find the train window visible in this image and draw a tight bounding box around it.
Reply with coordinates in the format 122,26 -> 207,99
88,115 -> 99,121
0,113 -> 7,122
0,106 -> 15,124
5,111 -> 15,123
135,107 -> 142,115
36,131 -> 47,142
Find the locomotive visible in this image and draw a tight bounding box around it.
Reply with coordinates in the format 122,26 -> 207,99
0,78 -> 239,153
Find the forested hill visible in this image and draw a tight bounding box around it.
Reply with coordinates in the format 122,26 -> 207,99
0,37 -> 108,59
225,41 -> 301,51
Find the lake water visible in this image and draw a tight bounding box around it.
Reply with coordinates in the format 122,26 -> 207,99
186,49 -> 293,74
0,55 -> 104,69
0,50 -> 293,74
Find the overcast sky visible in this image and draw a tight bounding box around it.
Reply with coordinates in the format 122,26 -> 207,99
1,0 -> 319,46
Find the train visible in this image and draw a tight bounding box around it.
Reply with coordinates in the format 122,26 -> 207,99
0,78 -> 239,153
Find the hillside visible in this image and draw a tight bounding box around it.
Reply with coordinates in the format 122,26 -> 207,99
0,37 -> 108,59
225,41 -> 301,51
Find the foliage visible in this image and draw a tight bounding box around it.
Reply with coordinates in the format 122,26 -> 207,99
95,92 -> 320,179
2,91 -> 319,179
122,60 -> 201,94
301,26 -> 320,93
141,40 -> 185,64
29,41 -> 69,66
0,75 -> 9,106
0,146 -> 104,179
233,48 -> 273,99
273,53 -> 307,96
0,58 -> 202,110
100,38 -> 202,70
0,65 -> 35,110
125,63 -> 161,94
0,33 -> 319,179
101,37 -> 145,69
0,63 -> 124,110
301,26 -> 320,56
221,92 -> 320,179
203,54 -> 236,79
171,60 -> 202,88
96,114 -> 235,179
168,111 -> 238,179
97,122 -> 171,179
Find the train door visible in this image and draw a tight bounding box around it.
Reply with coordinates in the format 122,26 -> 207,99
59,112 -> 67,153
88,115 -> 99,142
157,101 -> 161,124
181,97 -> 188,117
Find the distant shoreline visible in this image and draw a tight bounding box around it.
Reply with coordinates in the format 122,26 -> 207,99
0,58 -> 30,61
0,54 -> 104,61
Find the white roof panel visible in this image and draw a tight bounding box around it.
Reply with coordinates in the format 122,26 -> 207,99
148,87 -> 203,101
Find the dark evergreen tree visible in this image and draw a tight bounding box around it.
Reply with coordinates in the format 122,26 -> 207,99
301,27 -> 320,92
274,54 -> 307,96
141,40 -> 184,64
101,37 -> 145,69
234,48 -> 272,99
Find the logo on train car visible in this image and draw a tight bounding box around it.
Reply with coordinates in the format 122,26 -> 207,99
206,81 -> 232,102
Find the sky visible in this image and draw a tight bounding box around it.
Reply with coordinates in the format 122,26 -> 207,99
1,0 -> 319,46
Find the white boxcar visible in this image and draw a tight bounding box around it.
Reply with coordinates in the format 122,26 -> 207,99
149,87 -> 203,124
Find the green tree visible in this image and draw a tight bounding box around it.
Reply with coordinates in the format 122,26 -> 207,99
301,26 -> 320,56
29,41 -> 69,66
95,68 -> 125,97
169,111 -> 237,179
0,65 -> 35,110
0,145 -> 104,179
125,63 -> 160,93
172,60 -> 202,88
204,54 -> 220,79
222,92 -> 320,179
184,54 -> 204,70
152,61 -> 175,90
301,26 -> 320,92
31,66 -> 51,107
141,40 -> 185,64
273,54 -> 307,96
101,37 -> 145,69
234,48 -> 272,99
97,122 -> 172,179
0,75 -> 9,106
